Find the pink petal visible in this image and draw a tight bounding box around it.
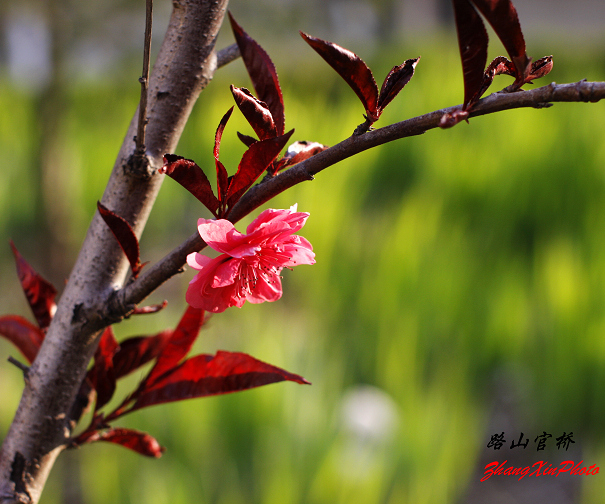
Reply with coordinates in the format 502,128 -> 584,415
212,258 -> 240,287
247,272 -> 283,303
186,252 -> 214,271
281,237 -> 315,267
187,205 -> 313,313
246,206 -> 309,235
197,218 -> 246,253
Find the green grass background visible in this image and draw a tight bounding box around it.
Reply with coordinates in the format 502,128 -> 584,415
2,34 -> 605,503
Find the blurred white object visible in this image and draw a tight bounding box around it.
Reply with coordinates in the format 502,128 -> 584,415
341,385 -> 400,442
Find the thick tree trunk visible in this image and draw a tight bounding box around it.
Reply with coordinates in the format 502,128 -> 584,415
0,2 -> 229,502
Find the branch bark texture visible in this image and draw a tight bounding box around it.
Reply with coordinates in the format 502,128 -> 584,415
0,1 -> 229,503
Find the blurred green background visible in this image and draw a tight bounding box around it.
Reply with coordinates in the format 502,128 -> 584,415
3,1 -> 605,503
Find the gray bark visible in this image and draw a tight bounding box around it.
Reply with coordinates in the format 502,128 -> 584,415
0,1 -> 229,502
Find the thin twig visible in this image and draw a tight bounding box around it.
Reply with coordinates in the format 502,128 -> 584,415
7,356 -> 30,383
217,43 -> 240,68
135,0 -> 153,160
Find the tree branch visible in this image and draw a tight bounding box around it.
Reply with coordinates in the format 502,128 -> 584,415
0,1 -> 229,503
111,79 -> 605,313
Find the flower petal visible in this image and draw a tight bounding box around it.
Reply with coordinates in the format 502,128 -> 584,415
188,205 -> 314,312
187,252 -> 214,271
197,218 -> 246,253
247,271 -> 283,303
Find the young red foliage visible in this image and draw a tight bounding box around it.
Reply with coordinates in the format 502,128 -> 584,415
443,0 -> 553,127
237,131 -> 258,148
277,141 -> 329,171
111,330 -> 172,380
144,306 -> 206,386
470,0 -> 530,84
131,350 -> 310,411
229,12 -> 285,135
97,202 -> 145,278
526,55 -> 554,83
225,129 -> 294,211
0,315 -> 44,364
300,32 -> 418,134
300,32 -> 378,120
452,0 -> 489,109
214,107 -> 234,210
82,428 -> 165,458
231,86 -> 277,141
10,241 -> 57,330
160,155 -> 220,217
88,327 -> 119,411
377,58 -> 420,112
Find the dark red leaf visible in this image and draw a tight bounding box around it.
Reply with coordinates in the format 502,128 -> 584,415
452,0 -> 489,109
226,129 -> 294,210
526,55 -> 553,83
88,327 -> 119,411
377,57 -> 420,113
470,0 -> 530,83
86,428 -> 165,458
476,56 -> 516,99
131,300 -> 168,315
300,32 -> 378,120
132,351 -> 310,410
231,86 -> 277,140
277,141 -> 328,172
237,132 -> 258,148
214,107 -> 234,208
144,306 -> 205,386
0,315 -> 44,364
229,12 -> 285,135
112,330 -> 172,380
10,241 -> 57,330
160,155 -> 219,217
97,202 -> 144,278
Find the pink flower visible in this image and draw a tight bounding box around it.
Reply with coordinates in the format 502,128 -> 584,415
186,205 -> 315,313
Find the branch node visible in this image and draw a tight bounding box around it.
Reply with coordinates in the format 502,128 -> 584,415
124,152 -> 153,179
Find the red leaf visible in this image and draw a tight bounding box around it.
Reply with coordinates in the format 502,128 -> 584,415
475,56 -> 516,99
160,155 -> 219,217
132,351 -> 310,410
300,32 -> 378,120
377,57 -> 420,113
86,428 -> 165,458
226,129 -> 294,210
10,241 -> 57,330
452,0 -> 489,109
88,327 -> 119,411
144,306 -> 205,386
526,55 -> 553,83
277,141 -> 328,172
214,107 -> 234,208
112,330 -> 172,380
97,202 -> 144,278
231,86 -> 277,141
229,12 -> 285,135
0,315 -> 44,364
470,0 -> 530,83
237,132 -> 258,148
